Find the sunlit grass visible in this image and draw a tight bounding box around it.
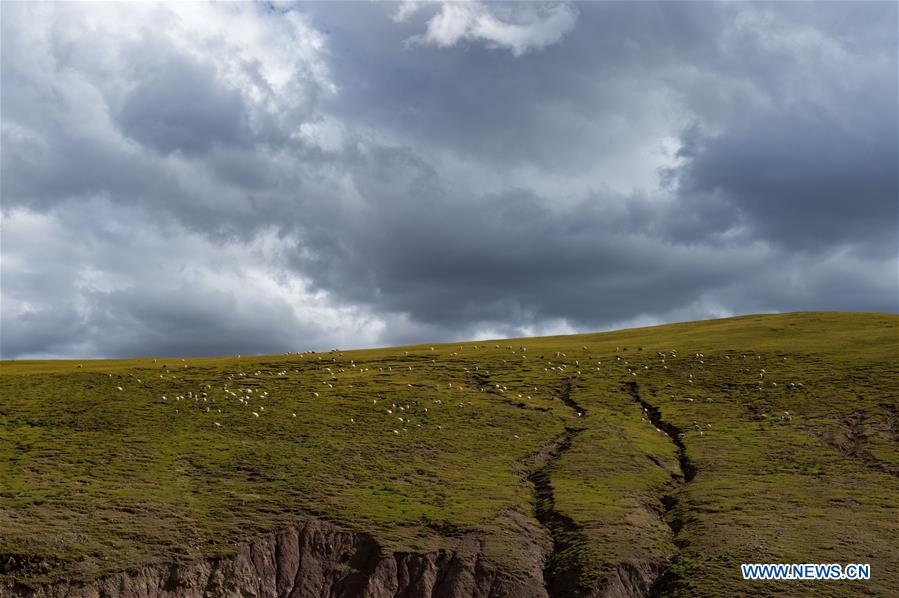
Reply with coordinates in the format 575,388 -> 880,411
2,312 -> 896,596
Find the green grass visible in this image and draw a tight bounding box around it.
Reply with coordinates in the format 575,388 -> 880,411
1,312 -> 897,596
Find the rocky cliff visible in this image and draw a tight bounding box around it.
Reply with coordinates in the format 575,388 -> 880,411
4,518 -> 551,598
3,516 -> 665,597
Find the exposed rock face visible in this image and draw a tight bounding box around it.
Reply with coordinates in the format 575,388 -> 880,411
4,519 -> 549,598
594,561 -> 666,598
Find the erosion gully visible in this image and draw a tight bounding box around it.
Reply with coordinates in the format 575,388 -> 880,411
528,378 -> 590,598
625,380 -> 695,597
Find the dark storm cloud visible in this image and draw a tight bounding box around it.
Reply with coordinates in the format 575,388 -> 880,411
289,144 -> 895,336
1,1 -> 896,359
287,0 -> 898,329
118,57 -> 250,156
306,1 -> 897,246
290,148 -> 731,328
672,106 -> 898,253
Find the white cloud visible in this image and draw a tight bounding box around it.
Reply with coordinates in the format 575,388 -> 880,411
393,0 -> 427,23
399,1 -> 578,57
1,1 -> 333,153
0,202 -> 387,359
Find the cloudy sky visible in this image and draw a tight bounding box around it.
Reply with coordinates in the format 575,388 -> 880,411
1,1 -> 896,359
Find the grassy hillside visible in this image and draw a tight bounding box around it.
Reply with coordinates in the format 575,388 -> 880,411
1,312 -> 897,596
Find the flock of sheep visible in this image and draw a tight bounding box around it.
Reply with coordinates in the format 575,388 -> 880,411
99,342 -> 806,442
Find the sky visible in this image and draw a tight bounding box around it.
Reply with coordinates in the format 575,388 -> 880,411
1,1 -> 897,359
